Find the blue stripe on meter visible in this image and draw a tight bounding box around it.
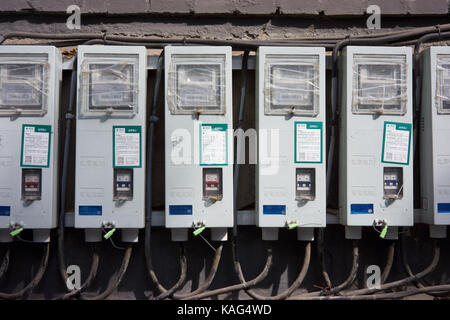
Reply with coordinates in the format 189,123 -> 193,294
79,205 -> 102,216
263,205 -> 286,215
0,206 -> 10,216
437,203 -> 450,213
351,204 -> 374,214
169,205 -> 193,215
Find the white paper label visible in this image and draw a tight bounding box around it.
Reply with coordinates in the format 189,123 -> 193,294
201,125 -> 227,165
22,126 -> 50,167
114,127 -> 141,167
295,123 -> 322,163
382,123 -> 410,164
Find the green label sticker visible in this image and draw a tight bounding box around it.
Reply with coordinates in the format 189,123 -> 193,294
381,122 -> 411,165
113,126 -> 142,168
294,122 -> 323,163
20,124 -> 52,168
200,123 -> 228,166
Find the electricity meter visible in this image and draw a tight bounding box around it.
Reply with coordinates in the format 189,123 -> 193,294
165,46 -> 233,241
264,54 -> 320,116
0,46 -> 61,242
167,53 -> 226,115
0,62 -> 47,115
419,47 -> 450,238
352,54 -> 407,115
79,54 -> 139,117
256,47 -> 326,241
75,46 -> 146,242
339,46 -> 413,240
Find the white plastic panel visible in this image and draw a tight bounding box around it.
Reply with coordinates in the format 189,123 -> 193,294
420,47 -> 450,229
256,47 -> 326,240
339,46 -> 413,236
0,46 -> 62,242
164,46 -> 233,241
75,46 -> 147,242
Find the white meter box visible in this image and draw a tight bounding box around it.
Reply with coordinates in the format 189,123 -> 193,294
338,46 -> 413,236
256,47 -> 326,241
75,46 -> 146,242
164,46 -> 233,241
419,47 -> 450,235
0,46 -> 62,242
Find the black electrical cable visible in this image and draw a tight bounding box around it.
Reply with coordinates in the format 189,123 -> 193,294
54,245 -> 100,300
183,249 -> 273,300
79,245 -> 133,300
317,229 -> 332,290
321,240 -> 359,295
235,242 -> 311,300
55,47 -> 104,299
338,240 -> 440,296
144,51 -> 187,300
0,245 -> 10,280
0,243 -> 50,300
290,241 -> 359,298
309,237 -> 360,297
400,230 -> 448,298
157,243 -> 224,300
56,56 -> 77,290
233,50 -> 250,239
381,241 -> 395,284
289,283 -> 450,300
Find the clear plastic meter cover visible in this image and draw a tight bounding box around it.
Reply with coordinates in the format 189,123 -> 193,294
168,54 -> 226,115
353,54 -> 408,115
264,54 -> 320,116
80,55 -> 139,116
0,55 -> 49,115
436,55 -> 450,114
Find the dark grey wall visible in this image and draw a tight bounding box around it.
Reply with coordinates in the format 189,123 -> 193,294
0,4 -> 449,300
1,0 -> 449,16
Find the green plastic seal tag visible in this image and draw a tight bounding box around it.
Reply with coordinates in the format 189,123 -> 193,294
380,225 -> 388,239
104,228 -> 116,240
10,228 -> 23,237
193,226 -> 206,236
287,223 -> 299,230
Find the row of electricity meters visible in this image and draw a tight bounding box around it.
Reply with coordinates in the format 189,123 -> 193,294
0,45 -> 448,243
